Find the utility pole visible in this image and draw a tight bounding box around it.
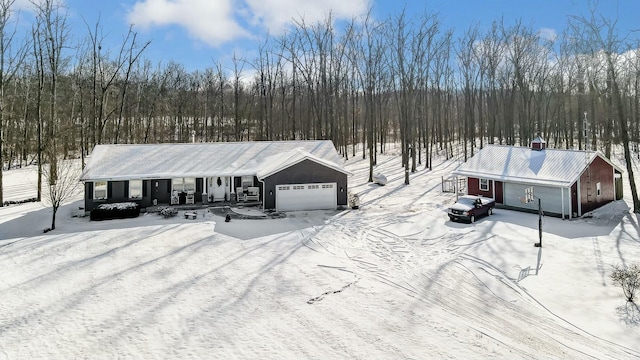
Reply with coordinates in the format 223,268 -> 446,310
535,197 -> 543,247
525,186 -> 543,247
584,111 -> 588,163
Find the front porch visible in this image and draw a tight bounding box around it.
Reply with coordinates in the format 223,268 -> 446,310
142,200 -> 279,221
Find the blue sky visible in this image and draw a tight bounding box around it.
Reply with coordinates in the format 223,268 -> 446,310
15,0 -> 640,72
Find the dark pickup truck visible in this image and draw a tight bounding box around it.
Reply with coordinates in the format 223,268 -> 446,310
448,195 -> 495,223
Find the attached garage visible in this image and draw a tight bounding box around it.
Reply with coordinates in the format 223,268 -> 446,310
275,183 -> 337,211
257,151 -> 350,212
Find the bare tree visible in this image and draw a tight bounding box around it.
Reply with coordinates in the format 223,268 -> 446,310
114,26 -> 151,144
569,9 -> 640,213
230,54 -> 248,141
43,158 -> 81,230
0,0 -> 28,206
349,9 -> 387,182
456,24 -> 480,161
610,263 -> 640,302
478,21 -> 505,146
31,0 -> 70,191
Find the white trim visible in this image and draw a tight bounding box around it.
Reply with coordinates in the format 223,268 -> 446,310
94,180 -> 107,200
129,179 -> 142,199
479,178 -> 489,191
561,187 -> 565,219
577,178 -> 582,217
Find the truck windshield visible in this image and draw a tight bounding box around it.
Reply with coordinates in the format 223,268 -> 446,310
458,198 -> 476,206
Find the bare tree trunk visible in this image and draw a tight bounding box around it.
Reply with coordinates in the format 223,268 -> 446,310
0,0 -> 27,206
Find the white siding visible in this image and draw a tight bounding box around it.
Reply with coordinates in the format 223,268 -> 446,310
503,183 -> 571,215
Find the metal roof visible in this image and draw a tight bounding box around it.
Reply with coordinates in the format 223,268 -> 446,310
80,140 -> 345,181
452,144 -> 622,188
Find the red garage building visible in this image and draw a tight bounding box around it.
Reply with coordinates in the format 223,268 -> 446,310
452,137 -> 624,219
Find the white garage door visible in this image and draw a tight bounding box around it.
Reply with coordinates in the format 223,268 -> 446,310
276,183 -> 337,211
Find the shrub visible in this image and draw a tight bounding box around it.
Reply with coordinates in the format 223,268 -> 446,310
610,263 -> 640,302
90,202 -> 140,221
3,198 -> 38,206
159,207 -> 178,218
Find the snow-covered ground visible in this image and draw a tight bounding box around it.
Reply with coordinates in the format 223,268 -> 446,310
1,146 -> 639,359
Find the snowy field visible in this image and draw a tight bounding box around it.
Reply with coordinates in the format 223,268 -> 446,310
1,146 -> 639,359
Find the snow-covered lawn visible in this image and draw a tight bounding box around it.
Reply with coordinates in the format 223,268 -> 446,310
1,149 -> 639,359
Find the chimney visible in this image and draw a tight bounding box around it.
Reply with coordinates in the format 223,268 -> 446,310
531,136 -> 546,151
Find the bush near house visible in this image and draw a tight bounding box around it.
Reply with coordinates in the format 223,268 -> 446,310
90,202 -> 140,221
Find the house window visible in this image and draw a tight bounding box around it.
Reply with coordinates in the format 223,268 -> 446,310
172,178 -> 183,192
241,176 -> 253,189
129,180 -> 142,198
479,178 -> 489,191
172,177 -> 196,192
94,181 -> 107,200
596,182 -> 601,197
184,178 -> 195,192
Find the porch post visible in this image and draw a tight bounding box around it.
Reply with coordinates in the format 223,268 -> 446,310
561,186 -> 565,219
204,177 -> 208,200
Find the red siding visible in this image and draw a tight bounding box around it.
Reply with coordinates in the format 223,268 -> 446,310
467,177 -> 494,198
580,156 -> 615,214
495,181 -> 504,203
571,183 -> 578,217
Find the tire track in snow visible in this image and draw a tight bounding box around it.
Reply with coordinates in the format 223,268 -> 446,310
314,207 -> 639,358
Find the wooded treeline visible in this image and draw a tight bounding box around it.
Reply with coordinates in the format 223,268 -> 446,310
1,1 -> 640,210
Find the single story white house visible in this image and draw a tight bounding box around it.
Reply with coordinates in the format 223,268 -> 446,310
79,140 -> 351,213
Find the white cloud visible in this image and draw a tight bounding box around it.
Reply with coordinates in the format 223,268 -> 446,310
244,0 -> 370,33
127,0 -> 252,47
13,0 -> 35,10
126,0 -> 370,47
538,27 -> 558,42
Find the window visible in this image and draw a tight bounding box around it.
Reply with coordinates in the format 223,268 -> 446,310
241,176 -> 253,189
596,182 -> 601,197
94,181 -> 107,199
172,177 -> 196,192
479,178 -> 489,191
129,180 -> 142,198
184,177 -> 196,192
172,178 -> 184,192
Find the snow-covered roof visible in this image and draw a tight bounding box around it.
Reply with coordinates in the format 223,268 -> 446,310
256,148 -> 352,179
531,136 -> 546,145
80,140 -> 346,181
452,144 -> 622,187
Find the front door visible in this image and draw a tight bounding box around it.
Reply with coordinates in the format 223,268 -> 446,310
153,179 -> 171,205
209,176 -> 227,202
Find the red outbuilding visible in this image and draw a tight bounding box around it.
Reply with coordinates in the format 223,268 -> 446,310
452,137 -> 624,219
